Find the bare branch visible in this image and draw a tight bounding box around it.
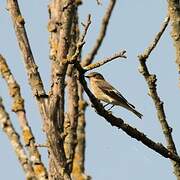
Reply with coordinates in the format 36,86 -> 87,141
83,50 -> 126,71
66,15 -> 90,178
78,72 -> 180,164
80,14 -> 92,43
0,55 -> 48,179
138,15 -> 180,178
67,14 -> 91,65
72,84 -> 89,180
138,16 -> 170,61
82,0 -> 116,66
6,0 -> 46,98
64,15 -> 79,173
0,97 -> 35,179
69,58 -> 180,164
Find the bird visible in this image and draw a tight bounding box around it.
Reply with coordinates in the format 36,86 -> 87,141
85,72 -> 143,119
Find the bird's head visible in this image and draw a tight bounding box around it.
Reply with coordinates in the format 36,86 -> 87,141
85,72 -> 104,80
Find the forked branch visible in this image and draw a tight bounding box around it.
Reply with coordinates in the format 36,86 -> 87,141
0,98 -> 35,179
0,55 -> 48,179
138,15 -> 180,178
82,0 -> 116,66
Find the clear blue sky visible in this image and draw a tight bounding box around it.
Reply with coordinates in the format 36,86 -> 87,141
0,1 -> 180,180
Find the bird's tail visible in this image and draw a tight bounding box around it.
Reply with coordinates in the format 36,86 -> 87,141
119,102 -> 143,119
131,108 -> 143,119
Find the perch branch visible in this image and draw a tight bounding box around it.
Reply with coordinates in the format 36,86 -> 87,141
69,48 -> 180,164
78,72 -> 180,164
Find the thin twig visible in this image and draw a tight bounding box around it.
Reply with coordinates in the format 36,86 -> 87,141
0,55 -> 48,179
80,14 -> 91,43
0,97 -> 36,179
138,16 -> 170,61
138,15 -> 180,178
83,50 -> 126,71
67,14 -> 91,65
82,0 -> 116,66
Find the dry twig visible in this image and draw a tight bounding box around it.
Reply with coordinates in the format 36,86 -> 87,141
82,0 -> 116,66
83,50 -> 126,71
138,16 -> 170,61
68,14 -> 91,65
138,15 -> 180,178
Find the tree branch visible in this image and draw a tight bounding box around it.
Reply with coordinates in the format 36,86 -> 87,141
138,16 -> 170,61
0,97 -> 36,179
67,12 -> 180,165
68,14 -> 91,66
6,0 -> 46,98
72,84 -> 89,180
78,72 -> 180,164
83,50 -> 126,71
82,0 -> 116,66
0,54 -> 48,179
64,14 -> 79,173
66,14 -> 90,179
138,15 -> 180,178
68,48 -> 180,164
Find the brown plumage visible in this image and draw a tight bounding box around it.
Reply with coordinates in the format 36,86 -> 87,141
85,72 -> 143,119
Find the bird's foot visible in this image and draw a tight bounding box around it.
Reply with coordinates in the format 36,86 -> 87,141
103,103 -> 110,108
107,104 -> 115,111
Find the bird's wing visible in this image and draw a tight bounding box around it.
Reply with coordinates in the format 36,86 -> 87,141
97,80 -> 135,109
